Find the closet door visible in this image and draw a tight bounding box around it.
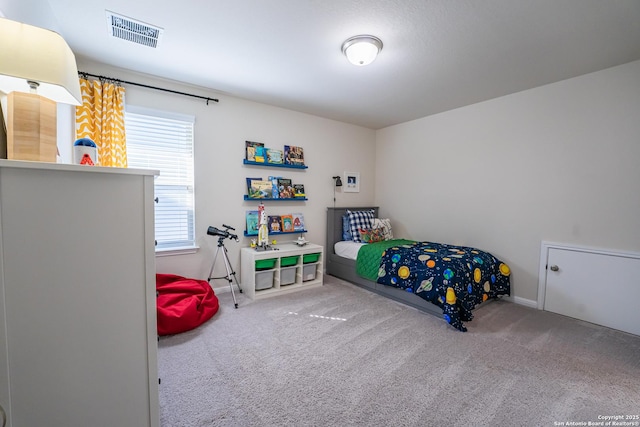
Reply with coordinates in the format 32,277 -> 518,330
543,244 -> 640,336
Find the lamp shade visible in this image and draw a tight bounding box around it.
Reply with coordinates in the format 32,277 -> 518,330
0,17 -> 81,105
342,35 -> 383,66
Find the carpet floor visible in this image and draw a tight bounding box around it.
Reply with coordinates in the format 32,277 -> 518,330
158,275 -> 640,427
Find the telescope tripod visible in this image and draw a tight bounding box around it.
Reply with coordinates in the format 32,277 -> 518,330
207,237 -> 242,308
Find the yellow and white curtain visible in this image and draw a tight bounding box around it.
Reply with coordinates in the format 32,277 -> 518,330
75,78 -> 127,167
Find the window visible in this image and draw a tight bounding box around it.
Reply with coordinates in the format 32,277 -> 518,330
126,106 -> 195,251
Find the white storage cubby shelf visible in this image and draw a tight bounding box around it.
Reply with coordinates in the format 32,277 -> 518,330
240,243 -> 324,300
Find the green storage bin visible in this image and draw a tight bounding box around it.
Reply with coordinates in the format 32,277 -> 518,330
280,256 -> 299,267
255,258 -> 277,270
303,253 -> 320,264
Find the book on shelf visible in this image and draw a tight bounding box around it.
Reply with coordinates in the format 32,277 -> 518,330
292,184 -> 305,198
266,149 -> 284,164
248,179 -> 273,198
281,214 -> 294,232
284,145 -> 304,166
254,146 -> 266,163
245,210 -> 259,235
268,176 -> 280,199
247,146 -> 256,162
246,177 -> 262,194
292,213 -> 305,231
268,215 -> 282,233
277,178 -> 294,198
245,141 -> 264,162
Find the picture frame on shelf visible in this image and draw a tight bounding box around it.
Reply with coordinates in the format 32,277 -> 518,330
343,172 -> 360,193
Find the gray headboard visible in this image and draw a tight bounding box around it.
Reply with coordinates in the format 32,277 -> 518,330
326,207 -> 379,255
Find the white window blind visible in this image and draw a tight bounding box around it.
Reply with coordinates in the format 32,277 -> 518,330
125,107 -> 195,250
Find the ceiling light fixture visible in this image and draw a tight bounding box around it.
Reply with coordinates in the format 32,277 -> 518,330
341,35 -> 383,66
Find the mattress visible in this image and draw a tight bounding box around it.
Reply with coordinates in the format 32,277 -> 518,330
334,240 -> 366,260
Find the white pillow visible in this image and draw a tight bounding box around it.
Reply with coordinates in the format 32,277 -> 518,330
371,218 -> 393,240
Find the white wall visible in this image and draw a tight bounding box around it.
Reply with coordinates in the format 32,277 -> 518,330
76,59 -> 376,289
375,60 -> 640,303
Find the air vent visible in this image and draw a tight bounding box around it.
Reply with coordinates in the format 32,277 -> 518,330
106,11 -> 163,48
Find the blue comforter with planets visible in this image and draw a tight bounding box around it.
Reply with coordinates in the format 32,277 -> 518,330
375,241 -> 511,331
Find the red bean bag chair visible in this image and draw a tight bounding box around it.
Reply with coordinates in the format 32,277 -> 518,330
156,273 -> 219,335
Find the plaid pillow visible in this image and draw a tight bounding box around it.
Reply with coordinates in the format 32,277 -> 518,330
346,209 -> 375,243
371,218 -> 393,240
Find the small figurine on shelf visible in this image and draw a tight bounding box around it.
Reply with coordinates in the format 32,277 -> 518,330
256,202 -> 270,251
73,138 -> 98,166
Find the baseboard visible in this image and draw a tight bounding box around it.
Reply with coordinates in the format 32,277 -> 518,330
503,295 -> 538,309
214,279 -> 540,309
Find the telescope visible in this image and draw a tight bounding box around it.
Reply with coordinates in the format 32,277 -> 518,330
207,224 -> 239,241
206,223 -> 242,308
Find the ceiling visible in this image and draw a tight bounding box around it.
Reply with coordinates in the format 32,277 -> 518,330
4,0 -> 640,129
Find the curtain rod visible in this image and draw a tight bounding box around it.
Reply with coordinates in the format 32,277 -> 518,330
78,71 -> 219,105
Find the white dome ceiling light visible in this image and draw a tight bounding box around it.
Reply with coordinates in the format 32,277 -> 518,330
341,35 -> 383,66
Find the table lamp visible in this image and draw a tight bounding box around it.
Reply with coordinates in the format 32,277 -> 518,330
0,17 -> 81,162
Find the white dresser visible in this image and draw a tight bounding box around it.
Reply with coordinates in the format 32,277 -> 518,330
0,160 -> 159,427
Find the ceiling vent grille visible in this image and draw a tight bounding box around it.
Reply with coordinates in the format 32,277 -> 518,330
106,11 -> 163,48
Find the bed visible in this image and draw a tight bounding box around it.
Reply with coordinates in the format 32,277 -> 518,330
326,207 -> 511,331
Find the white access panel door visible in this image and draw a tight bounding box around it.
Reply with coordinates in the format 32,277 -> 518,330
543,246 -> 640,336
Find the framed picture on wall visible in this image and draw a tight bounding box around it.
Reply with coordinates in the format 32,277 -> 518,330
343,172 -> 360,193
